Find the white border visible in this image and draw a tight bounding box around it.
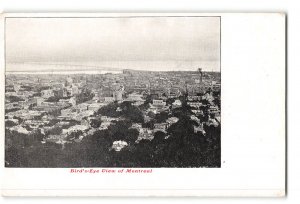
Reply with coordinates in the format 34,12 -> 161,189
0,13 -> 286,197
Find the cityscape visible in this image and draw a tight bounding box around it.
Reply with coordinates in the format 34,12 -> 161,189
4,16 -> 220,167
5,68 -> 221,167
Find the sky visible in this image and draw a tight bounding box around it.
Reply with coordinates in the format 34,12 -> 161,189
6,17 -> 220,72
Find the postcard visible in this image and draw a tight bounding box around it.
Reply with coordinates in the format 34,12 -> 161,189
0,13 -> 285,196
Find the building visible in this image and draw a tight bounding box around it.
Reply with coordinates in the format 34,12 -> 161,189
127,93 -> 144,101
69,86 -> 78,96
172,100 -> 182,109
34,97 -> 45,106
187,101 -> 203,109
166,117 -> 179,128
41,89 -> 54,98
154,123 -> 167,132
113,90 -> 123,102
69,97 -> 76,106
194,124 -> 205,134
62,124 -> 89,135
202,92 -> 214,102
152,99 -> 166,107
87,103 -> 105,112
137,128 -> 154,142
113,84 -> 124,102
187,95 -> 202,101
104,97 -> 114,103
111,140 -> 128,151
66,76 -> 73,86
13,84 -> 21,92
53,89 -> 64,98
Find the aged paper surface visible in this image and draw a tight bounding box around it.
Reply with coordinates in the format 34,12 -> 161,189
0,13 -> 285,196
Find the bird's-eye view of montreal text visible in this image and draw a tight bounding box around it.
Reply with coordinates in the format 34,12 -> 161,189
4,16 -> 221,168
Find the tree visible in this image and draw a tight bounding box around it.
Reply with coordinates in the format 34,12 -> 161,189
148,111 -> 156,118
66,130 -> 83,141
5,120 -> 17,127
46,126 -> 62,135
76,88 -> 94,103
142,120 -> 155,129
213,96 -> 221,109
97,103 -> 120,117
47,119 -> 60,126
166,98 -> 176,105
90,118 -> 102,128
125,129 -> 139,145
7,95 -> 24,102
201,99 -> 210,106
6,108 -> 21,113
120,101 -> 144,123
155,111 -> 169,123
152,131 -> 166,145
144,94 -> 152,104
46,96 -> 60,102
32,129 -> 44,142
32,92 -> 41,97
139,102 -> 150,111
108,120 -> 132,141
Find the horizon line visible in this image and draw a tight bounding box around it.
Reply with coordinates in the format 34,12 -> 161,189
5,62 -> 220,73
5,69 -> 221,74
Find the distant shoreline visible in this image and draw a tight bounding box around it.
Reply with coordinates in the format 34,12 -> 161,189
5,70 -> 123,75
5,61 -> 220,73
5,69 -> 220,75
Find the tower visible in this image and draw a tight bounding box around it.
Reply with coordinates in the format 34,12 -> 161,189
198,68 -> 203,83
113,84 -> 124,102
66,76 -> 73,86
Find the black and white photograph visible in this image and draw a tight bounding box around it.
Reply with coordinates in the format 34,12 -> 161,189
4,16 -> 221,168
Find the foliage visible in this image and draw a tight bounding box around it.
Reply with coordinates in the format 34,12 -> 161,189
45,96 -> 60,102
90,118 -> 102,128
97,101 -> 144,123
6,108 -> 21,113
66,130 -> 83,141
155,111 -> 169,123
7,95 -> 24,103
76,88 -> 94,104
5,94 -> 220,168
46,126 -> 62,135
5,120 -> 18,127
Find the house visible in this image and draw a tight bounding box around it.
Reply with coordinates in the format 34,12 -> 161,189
99,121 -> 111,130
62,125 -> 88,135
87,103 -> 105,111
137,128 -> 154,141
187,102 -> 203,109
152,99 -> 166,107
111,140 -> 128,151
208,105 -> 220,115
194,124 -> 205,135
166,117 -> 179,128
104,97 -> 114,103
130,123 -> 142,130
41,89 -> 54,98
34,97 -> 45,106
9,125 -> 31,135
133,100 -> 145,106
191,109 -> 203,116
172,100 -> 182,109
154,123 -> 168,132
190,115 -> 201,125
207,118 -> 219,127
202,92 -> 214,102
187,95 -> 202,101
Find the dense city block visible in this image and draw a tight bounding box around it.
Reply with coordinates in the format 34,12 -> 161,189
5,69 -> 221,167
